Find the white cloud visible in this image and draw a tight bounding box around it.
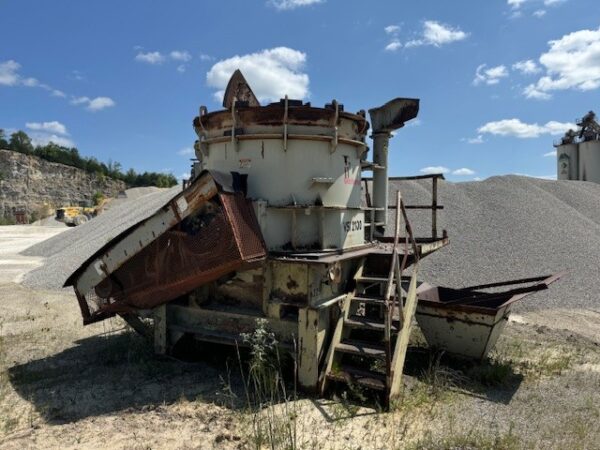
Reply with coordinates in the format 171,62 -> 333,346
420,166 -> 450,174
385,25 -> 400,35
0,60 -> 21,86
26,121 -> 68,135
199,53 -> 213,61
170,50 -> 192,62
30,133 -> 75,148
0,60 -> 114,111
533,9 -> 546,17
478,118 -> 576,138
206,47 -> 309,103
544,0 -> 565,5
473,177 -> 483,181
524,26 -> 600,99
512,59 -> 541,74
385,40 -> 402,52
544,150 -> 557,157
177,147 -> 194,156
177,65 -> 186,73
135,51 -> 165,64
473,64 -> 509,85
71,96 -> 115,111
465,135 -> 485,144
507,0 -> 527,9
87,97 -> 115,111
268,0 -> 324,10
453,168 -> 476,176
406,20 -> 468,48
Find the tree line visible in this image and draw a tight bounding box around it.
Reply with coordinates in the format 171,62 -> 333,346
0,129 -> 178,188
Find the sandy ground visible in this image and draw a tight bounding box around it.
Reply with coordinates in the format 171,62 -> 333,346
1,225 -> 600,449
0,226 -> 66,284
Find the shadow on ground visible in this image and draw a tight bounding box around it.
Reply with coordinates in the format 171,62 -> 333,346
9,331 -> 524,425
8,331 -> 247,424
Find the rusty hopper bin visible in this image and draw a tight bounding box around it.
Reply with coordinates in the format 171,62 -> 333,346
415,273 -> 564,360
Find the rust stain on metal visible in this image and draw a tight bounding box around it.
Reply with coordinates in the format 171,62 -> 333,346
286,275 -> 299,290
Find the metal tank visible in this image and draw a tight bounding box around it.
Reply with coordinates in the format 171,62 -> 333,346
193,71 -> 369,251
578,140 -> 600,183
556,143 -> 579,180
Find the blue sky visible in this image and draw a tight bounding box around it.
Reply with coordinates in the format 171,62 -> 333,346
1,0 -> 599,181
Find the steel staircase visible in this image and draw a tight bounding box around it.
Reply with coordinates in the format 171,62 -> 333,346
320,192 -> 421,407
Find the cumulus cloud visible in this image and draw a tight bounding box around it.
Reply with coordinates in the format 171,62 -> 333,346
507,0 -> 527,8
465,135 -> 485,144
478,118 -> 576,138
544,150 -> 557,157
473,64 -> 509,85
70,96 -> 116,111
170,50 -> 192,62
0,60 -> 21,86
524,26 -> 600,99
420,166 -> 450,174
26,121 -> 68,135
177,147 -> 194,156
512,59 -> 541,74
533,9 -> 546,17
1,60 -> 114,110
385,40 -> 402,52
29,133 -> 75,148
452,168 -> 476,176
385,25 -> 400,35
206,47 -> 309,103
135,51 -> 166,64
406,20 -> 468,48
268,0 -> 324,10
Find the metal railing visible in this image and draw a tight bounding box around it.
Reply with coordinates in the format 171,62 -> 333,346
383,190 -> 420,392
363,173 -> 445,242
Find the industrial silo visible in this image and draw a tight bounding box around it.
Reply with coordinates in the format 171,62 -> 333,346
556,142 -> 579,180
578,140 -> 600,183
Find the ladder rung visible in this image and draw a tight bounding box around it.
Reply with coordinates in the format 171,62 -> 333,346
345,316 -> 398,332
356,276 -> 389,283
336,340 -> 386,358
351,295 -> 386,304
326,366 -> 386,391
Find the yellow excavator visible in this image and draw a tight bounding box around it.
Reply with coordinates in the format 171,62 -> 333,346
55,197 -> 110,226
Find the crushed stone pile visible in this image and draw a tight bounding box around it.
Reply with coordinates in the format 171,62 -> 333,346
22,186 -> 179,290
386,175 -> 600,312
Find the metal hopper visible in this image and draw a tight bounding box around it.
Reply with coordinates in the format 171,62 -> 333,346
64,170 -> 266,324
415,273 -> 564,360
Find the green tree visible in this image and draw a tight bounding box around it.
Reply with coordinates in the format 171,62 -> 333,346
0,129 -> 8,149
9,131 -> 33,154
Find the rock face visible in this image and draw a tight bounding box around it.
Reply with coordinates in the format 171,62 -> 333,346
0,149 -> 126,221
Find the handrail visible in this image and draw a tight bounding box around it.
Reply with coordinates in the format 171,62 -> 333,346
362,173 -> 443,240
383,191 -> 420,391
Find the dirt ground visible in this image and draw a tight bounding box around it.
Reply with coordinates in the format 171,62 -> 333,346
1,226 -> 600,449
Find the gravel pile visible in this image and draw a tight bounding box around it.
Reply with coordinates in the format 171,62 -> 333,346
386,175 -> 600,312
22,186 -> 180,290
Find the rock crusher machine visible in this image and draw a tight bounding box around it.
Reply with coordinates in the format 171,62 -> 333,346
65,71 -> 561,406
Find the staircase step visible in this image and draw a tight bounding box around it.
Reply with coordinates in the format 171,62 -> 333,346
345,316 -> 399,332
356,276 -> 388,284
351,294 -> 386,305
326,366 -> 387,391
336,340 -> 386,358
